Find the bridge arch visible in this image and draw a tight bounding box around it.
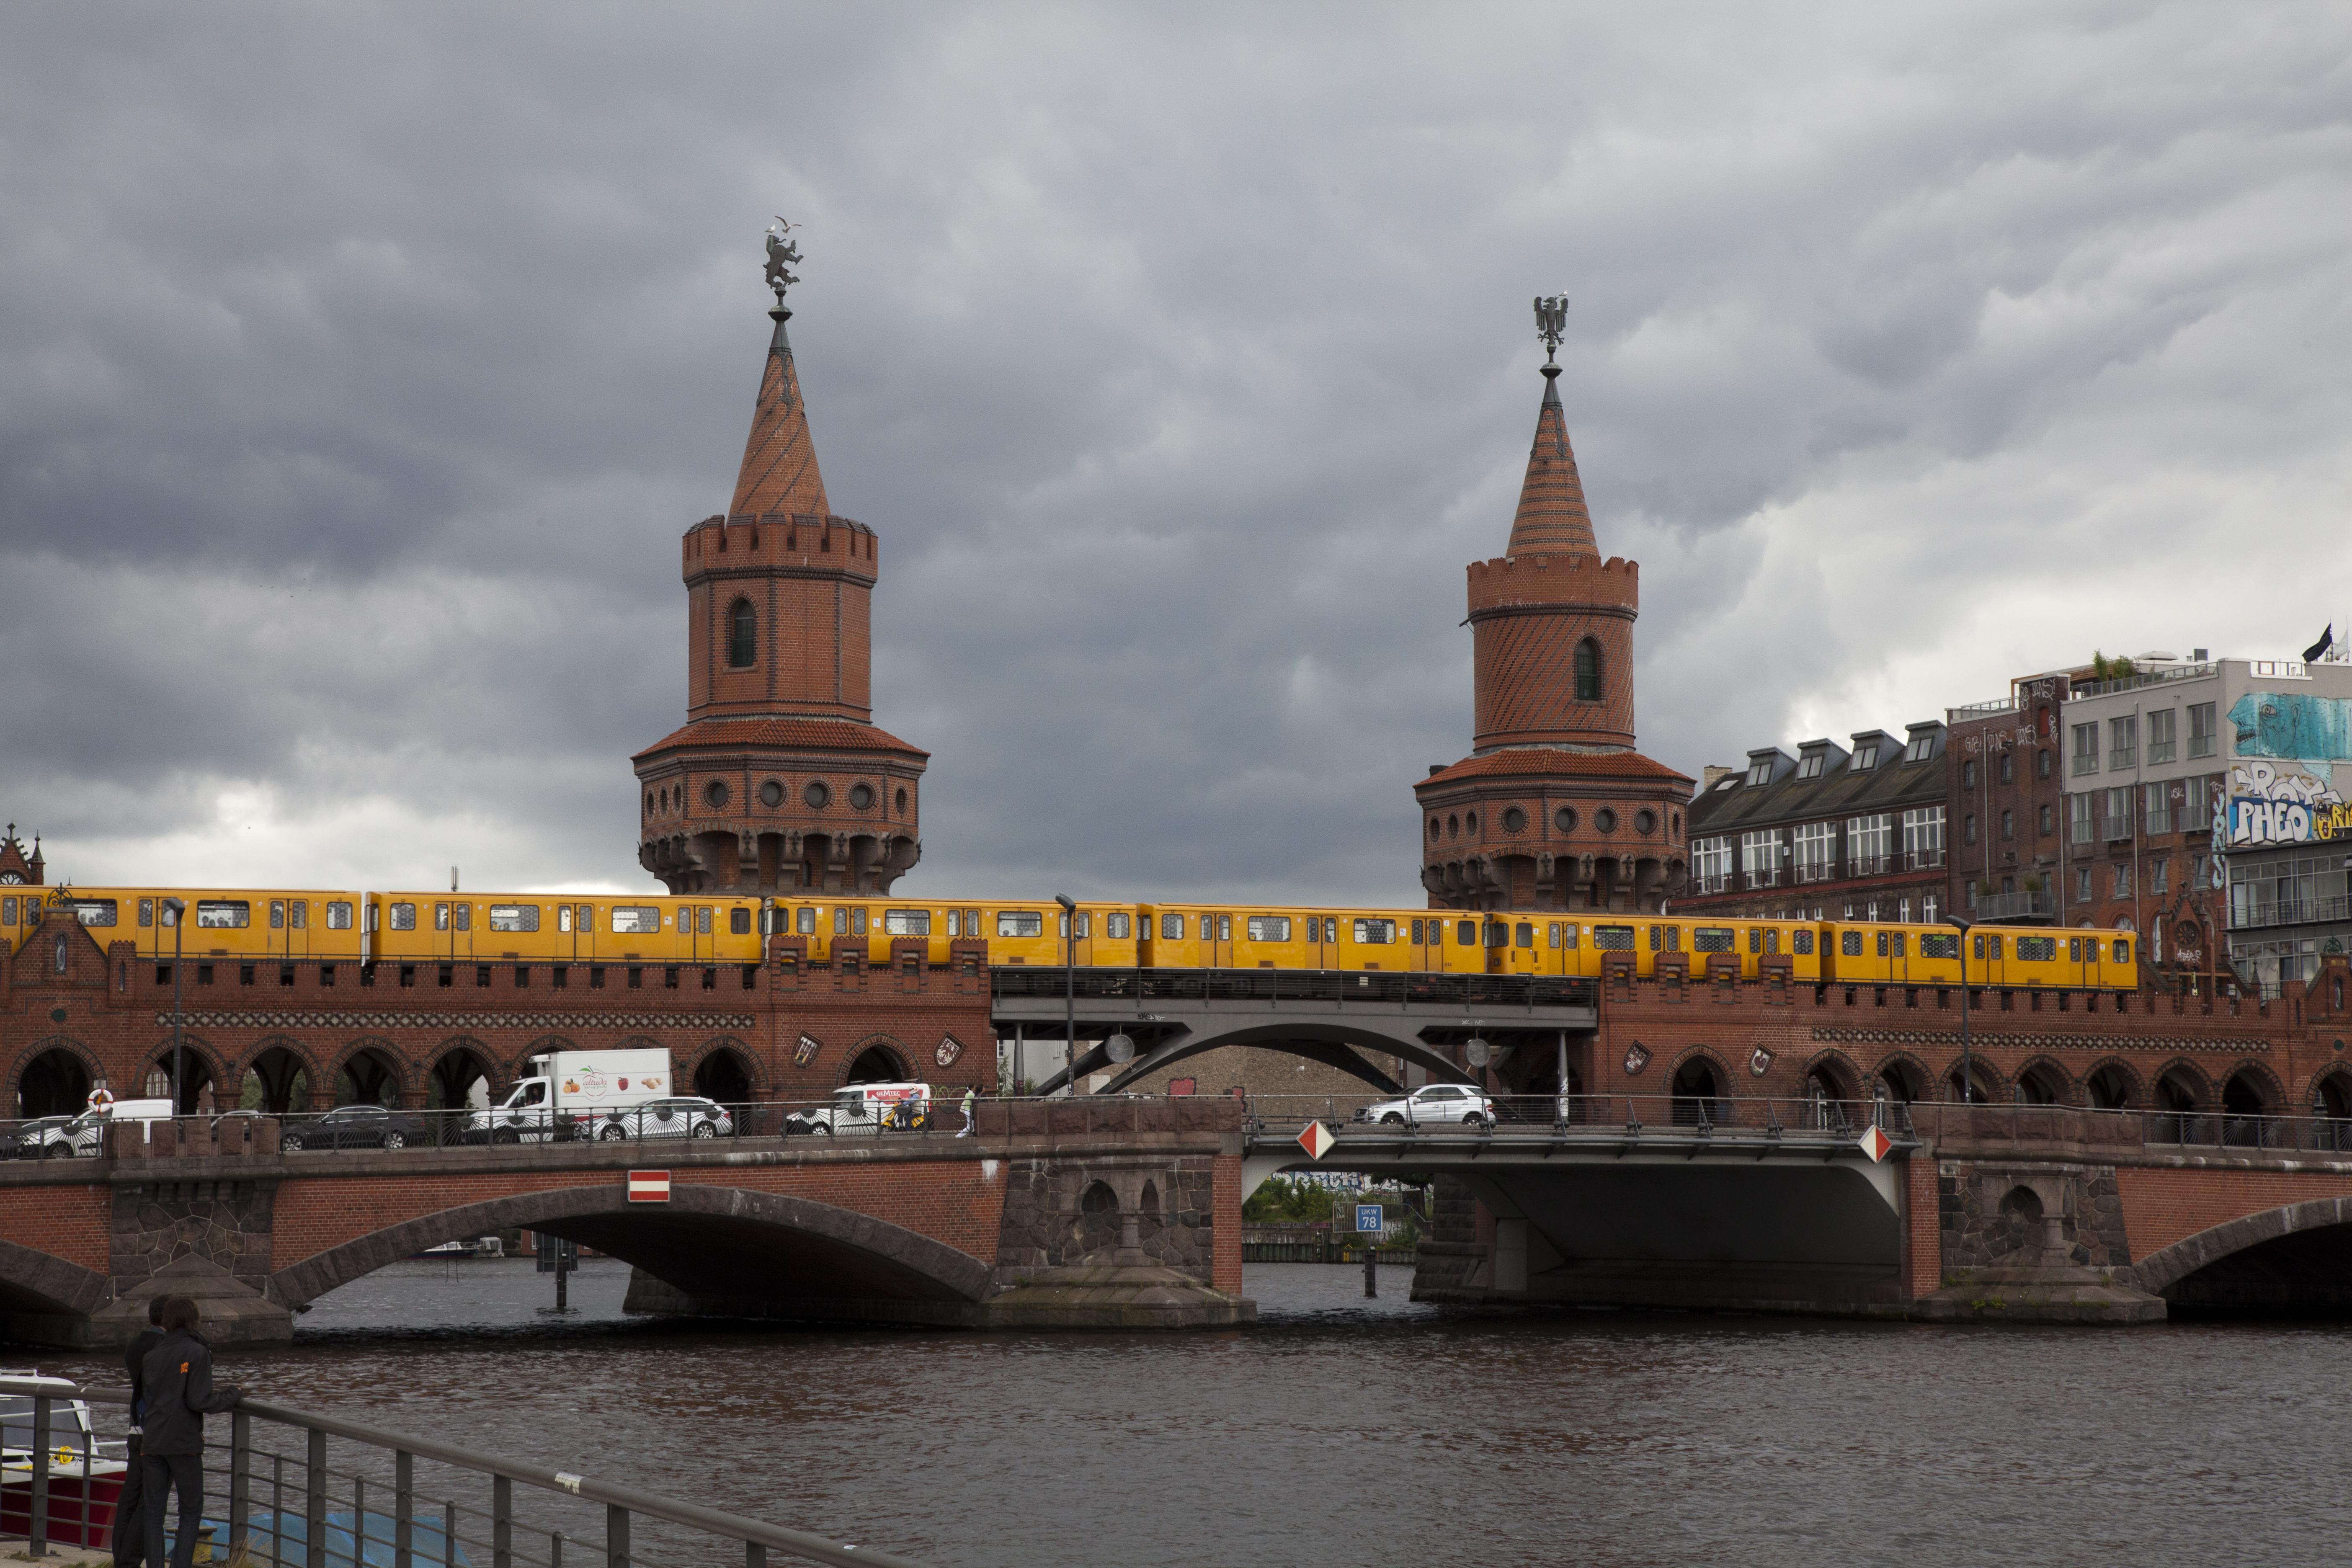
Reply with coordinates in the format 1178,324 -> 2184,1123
268,1182 -> 993,1315
843,1036 -> 911,1083
2013,1056 -> 2073,1106
144,1034 -> 227,1112
2307,1066 -> 2352,1119
240,1036 -> 321,1114
332,1036 -> 410,1107
0,1237 -> 109,1327
2152,1058 -> 2211,1112
10,1035 -> 100,1117
688,1036 -> 758,1102
1801,1049 -> 1862,1104
1871,1052 -> 1932,1104
427,1038 -> 496,1110
2130,1196 -> 2352,1311
2084,1057 -> 2142,1110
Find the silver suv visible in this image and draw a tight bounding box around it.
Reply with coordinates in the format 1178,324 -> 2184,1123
588,1096 -> 732,1142
1358,1083 -> 1496,1127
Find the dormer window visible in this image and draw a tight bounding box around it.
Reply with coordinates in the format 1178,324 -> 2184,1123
1852,744 -> 1878,771
1796,753 -> 1824,781
1746,759 -> 1773,787
1904,734 -> 1934,763
1714,776 -> 1739,792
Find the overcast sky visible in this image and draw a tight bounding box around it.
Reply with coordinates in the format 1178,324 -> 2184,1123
3,3 -> 2347,903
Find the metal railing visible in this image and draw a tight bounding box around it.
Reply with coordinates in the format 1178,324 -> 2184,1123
2230,892 -> 2352,930
989,966 -> 1596,1009
1975,890 -> 2055,921
2072,662 -> 2219,698
1240,1091 -> 1915,1142
0,1378 -> 925,1568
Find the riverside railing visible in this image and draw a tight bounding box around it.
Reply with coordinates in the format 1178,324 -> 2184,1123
0,1377 -> 926,1568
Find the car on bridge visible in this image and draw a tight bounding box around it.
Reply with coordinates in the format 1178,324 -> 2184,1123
782,1082 -> 932,1137
281,1104 -> 432,1153
585,1096 -> 733,1142
4,1116 -> 73,1159
1356,1083 -> 1497,1128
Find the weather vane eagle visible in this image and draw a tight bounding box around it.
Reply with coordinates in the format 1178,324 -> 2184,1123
1534,294 -> 1568,363
763,216 -> 804,301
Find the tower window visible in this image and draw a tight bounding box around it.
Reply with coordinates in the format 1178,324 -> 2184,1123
1573,638 -> 1602,702
760,780 -> 785,808
727,598 -> 757,668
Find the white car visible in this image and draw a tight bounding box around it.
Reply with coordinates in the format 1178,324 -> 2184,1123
587,1096 -> 732,1142
1357,1083 -> 1496,1127
784,1082 -> 931,1137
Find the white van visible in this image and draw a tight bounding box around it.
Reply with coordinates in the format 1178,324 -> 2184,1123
35,1099 -> 175,1158
464,1047 -> 671,1144
784,1082 -> 932,1137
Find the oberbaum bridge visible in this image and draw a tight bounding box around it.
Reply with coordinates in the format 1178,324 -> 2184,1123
8,250 -> 2352,1352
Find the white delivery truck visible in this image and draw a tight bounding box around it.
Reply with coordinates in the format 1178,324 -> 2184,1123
465,1047 -> 671,1144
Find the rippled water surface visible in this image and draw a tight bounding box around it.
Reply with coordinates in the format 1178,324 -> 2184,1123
38,1259 -> 2352,1568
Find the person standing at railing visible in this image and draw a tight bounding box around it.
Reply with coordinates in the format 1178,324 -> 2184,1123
139,1296 -> 242,1568
111,1296 -> 167,1568
957,1084 -> 976,1137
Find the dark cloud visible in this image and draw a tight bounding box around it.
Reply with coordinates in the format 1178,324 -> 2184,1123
3,3 -> 2347,899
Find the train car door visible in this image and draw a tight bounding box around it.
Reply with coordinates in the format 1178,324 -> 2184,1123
435,900 -> 474,959
1198,911 -> 1233,968
1970,929 -> 2006,988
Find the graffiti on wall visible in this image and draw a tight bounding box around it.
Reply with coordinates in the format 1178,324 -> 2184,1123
2230,692 -> 2352,761
2227,759 -> 2348,847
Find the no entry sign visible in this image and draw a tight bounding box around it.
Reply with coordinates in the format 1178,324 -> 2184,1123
627,1169 -> 671,1202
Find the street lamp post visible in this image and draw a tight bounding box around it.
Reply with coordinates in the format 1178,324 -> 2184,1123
1054,895 -> 1078,1097
1945,916 -> 1974,1106
161,898 -> 186,1119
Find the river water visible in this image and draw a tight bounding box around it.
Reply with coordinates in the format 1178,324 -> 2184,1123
37,1259 -> 2352,1568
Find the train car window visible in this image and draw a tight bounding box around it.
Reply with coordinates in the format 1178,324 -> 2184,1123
291,901 -> 307,929
1199,915 -> 1215,941
1546,922 -> 1561,949
852,907 -> 868,935
798,907 -> 817,934
2017,936 -> 2057,962
1515,923 -> 1534,948
1792,929 -> 1815,955
1593,925 -> 1635,950
731,907 -> 752,935
1876,932 -> 1888,957
885,909 -> 931,936
833,908 -> 848,935
1746,927 -> 1761,954
1247,916 -> 1291,942
695,907 -> 713,934
1156,912 -> 1179,940
1486,921 -> 1509,949
1695,927 -> 1735,953
611,906 -> 662,934
1354,919 -> 1396,944
1841,931 -> 1863,957
1107,912 -> 1132,939
945,910 -> 961,937
2114,939 -> 2131,962
1456,921 -> 1477,946
388,903 -> 413,931
1216,915 -> 1232,941
74,900 -> 119,928
1649,926 -> 1661,951
489,905 -> 541,932
1766,928 -> 1781,953
558,906 -> 573,934
139,898 -> 155,928
197,900 -> 250,929
1890,933 -> 1904,957
998,910 -> 1044,938
1411,919 -> 1425,944
1988,934 -> 2004,959
1921,933 -> 1958,959
1561,924 -> 1579,949
3,897 -> 15,926
270,901 -> 285,929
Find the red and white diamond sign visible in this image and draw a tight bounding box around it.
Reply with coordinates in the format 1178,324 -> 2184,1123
1855,1126 -> 1893,1164
627,1169 -> 671,1203
1296,1121 -> 1336,1161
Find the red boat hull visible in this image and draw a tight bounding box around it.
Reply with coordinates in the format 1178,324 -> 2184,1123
1,1467 -> 127,1549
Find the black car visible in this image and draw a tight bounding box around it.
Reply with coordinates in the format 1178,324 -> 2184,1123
281,1104 -> 431,1152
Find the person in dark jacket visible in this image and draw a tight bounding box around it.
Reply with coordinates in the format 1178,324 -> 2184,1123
111,1296 -> 168,1568
139,1296 -> 241,1568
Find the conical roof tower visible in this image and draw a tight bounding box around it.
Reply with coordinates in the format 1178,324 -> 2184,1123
632,227 -> 927,895
1413,299 -> 1691,914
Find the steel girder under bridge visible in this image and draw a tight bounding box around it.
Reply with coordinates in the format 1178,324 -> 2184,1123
992,967 -> 1597,1095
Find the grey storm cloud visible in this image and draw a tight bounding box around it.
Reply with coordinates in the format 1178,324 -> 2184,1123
3,2 -> 2348,900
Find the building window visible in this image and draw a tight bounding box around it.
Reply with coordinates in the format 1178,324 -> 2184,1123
1999,753 -> 2014,785
1903,806 -> 1944,867
1897,897 -> 1911,922
1848,813 -> 1893,874
2070,794 -> 2094,844
1963,884 -> 1976,911
2188,701 -> 2217,759
1741,829 -> 1781,889
727,598 -> 756,667
2110,715 -> 2137,771
2144,782 -> 2173,834
1694,837 -> 1732,895
1922,892 -> 1939,924
1962,760 -> 1976,789
1792,821 -> 1834,882
2039,803 -> 2053,835
1964,814 -> 1977,846
2073,722 -> 2100,775
2000,809 -> 2014,840
2037,748 -> 2052,779
1904,732 -> 1934,762
2152,857 -> 2169,895
2112,863 -> 2133,899
1573,639 -> 1602,702
2076,867 -> 2093,903
1852,743 -> 1878,771
2104,786 -> 2133,840
1797,752 -> 1824,781
2148,708 -> 2177,764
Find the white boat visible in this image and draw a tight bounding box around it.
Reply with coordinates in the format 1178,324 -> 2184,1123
0,1371 -> 130,1549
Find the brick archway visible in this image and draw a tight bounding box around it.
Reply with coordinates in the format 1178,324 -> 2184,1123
8,1035 -> 101,1116
268,1182 -> 993,1313
2128,1196 -> 2352,1297
0,1237 -> 109,1322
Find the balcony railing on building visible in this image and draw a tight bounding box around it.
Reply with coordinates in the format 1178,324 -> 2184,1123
1975,890 -> 2056,922
2231,893 -> 2352,931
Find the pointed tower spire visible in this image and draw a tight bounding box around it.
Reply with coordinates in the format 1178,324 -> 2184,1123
727,304 -> 831,518
1504,356 -> 1597,558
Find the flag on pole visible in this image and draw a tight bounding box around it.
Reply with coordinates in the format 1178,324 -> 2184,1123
2304,625 -> 2334,663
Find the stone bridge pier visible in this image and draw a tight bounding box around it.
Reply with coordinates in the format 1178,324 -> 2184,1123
0,1101 -> 1252,1348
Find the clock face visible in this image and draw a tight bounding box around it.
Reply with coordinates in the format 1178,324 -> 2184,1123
0,872 -> 23,885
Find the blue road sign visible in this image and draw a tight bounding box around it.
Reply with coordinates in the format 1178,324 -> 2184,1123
1354,1203 -> 1384,1234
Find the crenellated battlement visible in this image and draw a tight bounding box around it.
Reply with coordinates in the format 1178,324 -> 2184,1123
683,511 -> 878,580
1466,551 -> 1638,615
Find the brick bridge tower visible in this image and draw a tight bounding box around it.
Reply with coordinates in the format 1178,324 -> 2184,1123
634,228 -> 928,894
1416,300 -> 1692,912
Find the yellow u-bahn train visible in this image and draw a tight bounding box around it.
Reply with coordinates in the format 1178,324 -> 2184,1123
27,884 -> 2141,993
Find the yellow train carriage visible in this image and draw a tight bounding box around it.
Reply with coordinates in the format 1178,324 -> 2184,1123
364,893 -> 763,965
1816,922 -> 2137,992
1485,916 -> 1823,982
55,887 -> 366,962
762,899 -> 1142,969
1140,904 -> 1442,971
0,887 -> 51,956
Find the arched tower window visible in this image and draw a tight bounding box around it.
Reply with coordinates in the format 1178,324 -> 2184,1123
727,598 -> 757,668
1573,637 -> 1602,702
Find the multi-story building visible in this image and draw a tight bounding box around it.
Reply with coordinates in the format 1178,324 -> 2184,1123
2061,652 -> 2352,994
1944,669 -> 2076,925
1680,722 -> 1948,921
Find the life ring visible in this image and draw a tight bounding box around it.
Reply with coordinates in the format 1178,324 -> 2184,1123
86,1087 -> 115,1110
